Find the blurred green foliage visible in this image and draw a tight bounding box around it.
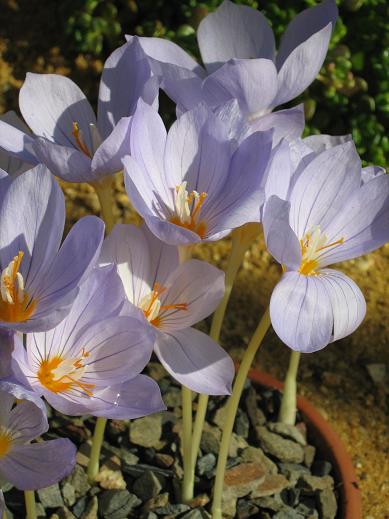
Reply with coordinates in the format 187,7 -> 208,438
63,0 -> 388,167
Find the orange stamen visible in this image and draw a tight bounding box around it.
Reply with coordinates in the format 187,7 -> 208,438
72,122 -> 92,158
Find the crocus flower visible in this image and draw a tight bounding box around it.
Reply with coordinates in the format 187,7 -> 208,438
0,164 -> 104,332
100,223 -> 235,395
127,0 -> 337,141
11,265 -> 165,418
124,101 -> 272,245
0,382 -> 76,500
262,140 -> 389,352
0,38 -> 158,183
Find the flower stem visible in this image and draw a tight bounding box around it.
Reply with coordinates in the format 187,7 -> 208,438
92,177 -> 115,234
190,224 -> 260,471
278,350 -> 301,425
212,308 -> 271,519
181,385 -> 194,503
87,417 -> 107,483
24,490 -> 37,519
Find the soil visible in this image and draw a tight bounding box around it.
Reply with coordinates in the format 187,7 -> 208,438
0,2 -> 388,517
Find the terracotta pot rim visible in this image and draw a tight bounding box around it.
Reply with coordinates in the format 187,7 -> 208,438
247,368 -> 363,519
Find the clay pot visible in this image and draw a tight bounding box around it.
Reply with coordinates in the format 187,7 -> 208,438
248,368 -> 363,519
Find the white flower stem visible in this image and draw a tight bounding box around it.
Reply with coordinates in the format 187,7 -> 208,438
87,417 -> 107,482
181,384 -> 194,503
190,225 -> 256,467
278,350 -> 301,425
212,308 -> 271,519
91,177 -> 115,234
24,490 -> 37,519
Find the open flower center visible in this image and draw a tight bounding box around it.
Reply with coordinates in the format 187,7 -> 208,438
72,122 -> 101,158
170,182 -> 207,239
37,349 -> 95,396
299,226 -> 344,276
0,251 -> 36,322
0,426 -> 14,458
139,282 -> 188,328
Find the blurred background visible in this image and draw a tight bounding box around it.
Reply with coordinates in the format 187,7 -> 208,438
0,1 -> 388,516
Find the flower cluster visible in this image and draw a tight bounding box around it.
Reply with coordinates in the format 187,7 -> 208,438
0,0 -> 387,516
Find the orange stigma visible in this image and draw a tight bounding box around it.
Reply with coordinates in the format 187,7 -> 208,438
72,122 -> 92,158
139,282 -> 188,328
0,251 -> 36,322
0,427 -> 13,458
37,350 -> 94,397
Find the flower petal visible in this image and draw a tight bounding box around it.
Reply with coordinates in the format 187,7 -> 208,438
33,216 -> 104,312
303,133 -> 352,152
321,173 -> 389,265
164,103 -> 232,194
157,259 -> 224,331
248,104 -> 305,145
197,0 -> 275,73
202,58 -> 278,116
263,196 -> 301,270
7,400 -> 47,443
32,137 -> 92,182
361,165 -> 386,185
270,271 -> 333,352
204,130 -> 272,235
127,35 -> 204,75
0,164 -> 64,290
318,269 -> 366,342
98,38 -> 156,139
0,112 -> 37,175
274,0 -> 337,106
19,73 -> 96,150
263,139 -> 292,201
289,142 -> 362,238
100,223 -> 178,306
91,117 -> 132,179
155,327 -> 234,394
0,439 -> 76,490
93,375 -> 166,419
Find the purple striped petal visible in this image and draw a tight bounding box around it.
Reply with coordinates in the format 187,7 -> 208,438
91,116 -> 132,179
154,327 -> 234,394
202,58 -> 278,116
32,137 -> 92,182
0,439 -> 76,490
0,112 -> 37,174
289,142 -> 361,238
320,173 -> 389,265
248,104 -> 305,145
93,375 -> 166,419
157,259 -> 224,331
263,196 -> 301,270
270,271 -> 333,352
318,269 -> 366,342
19,73 -> 96,150
98,38 -> 155,139
197,0 -> 275,73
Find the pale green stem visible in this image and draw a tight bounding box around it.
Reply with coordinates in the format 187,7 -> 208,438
24,490 -> 37,519
92,178 -> 115,234
190,225 -> 253,466
2,510 -> 7,519
278,350 -> 301,425
181,385 -> 194,503
212,308 -> 271,519
87,417 -> 107,482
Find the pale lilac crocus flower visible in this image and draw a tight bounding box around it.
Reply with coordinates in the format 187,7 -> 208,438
127,0 -> 337,141
0,112 -> 33,177
0,38 -> 158,183
0,164 -> 104,332
262,140 -> 389,353
124,101 -> 272,245
100,224 -> 235,395
11,265 -> 165,418
0,382 -> 76,512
